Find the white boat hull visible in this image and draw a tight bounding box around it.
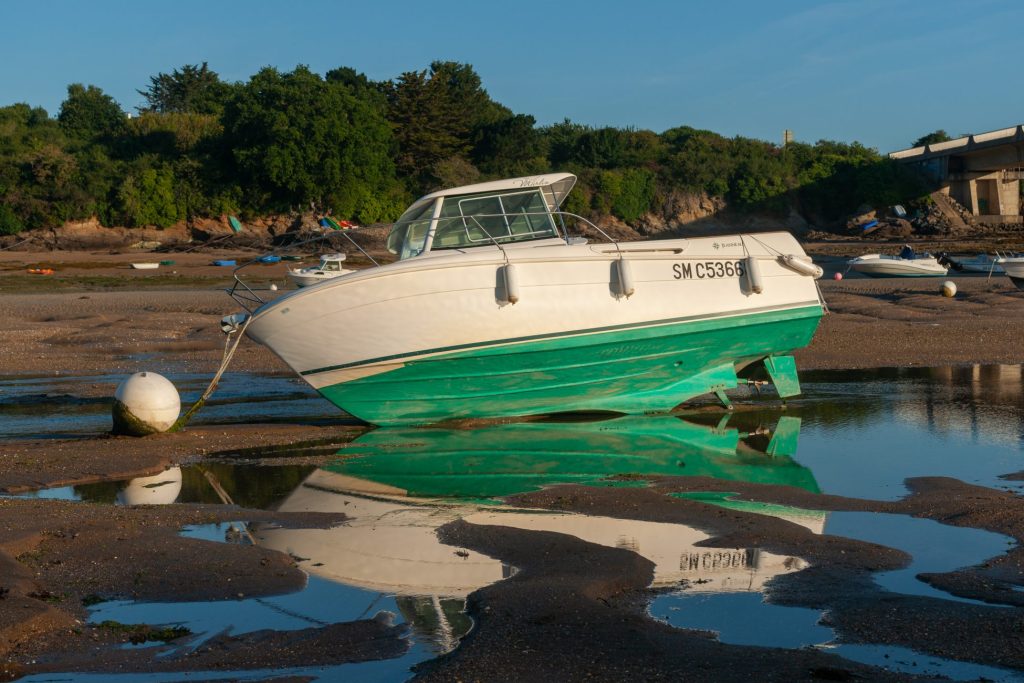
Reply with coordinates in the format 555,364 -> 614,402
245,232 -> 823,424
997,257 -> 1024,290
847,254 -> 947,277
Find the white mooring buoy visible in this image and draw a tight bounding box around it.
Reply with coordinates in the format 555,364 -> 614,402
941,280 -> 957,298
112,371 -> 181,436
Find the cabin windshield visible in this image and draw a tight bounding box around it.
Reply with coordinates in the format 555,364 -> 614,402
431,188 -> 558,251
386,200 -> 435,259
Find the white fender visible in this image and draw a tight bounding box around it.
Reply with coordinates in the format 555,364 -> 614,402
745,256 -> 764,294
615,258 -> 635,298
780,254 -> 823,279
502,263 -> 520,304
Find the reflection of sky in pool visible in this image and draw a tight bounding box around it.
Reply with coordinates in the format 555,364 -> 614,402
650,591 -> 1024,681
9,364 -> 1024,681
790,366 -> 1024,499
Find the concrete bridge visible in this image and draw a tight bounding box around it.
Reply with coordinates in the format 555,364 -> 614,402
890,126 -> 1024,223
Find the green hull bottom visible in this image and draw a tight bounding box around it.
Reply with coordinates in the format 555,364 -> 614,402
328,415 -> 818,502
317,305 -> 822,425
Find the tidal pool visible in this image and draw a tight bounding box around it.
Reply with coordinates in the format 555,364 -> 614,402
0,372 -> 341,440
8,364 -> 1024,680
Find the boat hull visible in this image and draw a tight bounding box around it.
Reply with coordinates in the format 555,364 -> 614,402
286,269 -> 344,288
318,304 -> 820,424
997,259 -> 1024,290
848,258 -> 947,277
247,233 -> 823,424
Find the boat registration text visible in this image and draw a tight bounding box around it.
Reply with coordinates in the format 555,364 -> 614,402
672,260 -> 746,280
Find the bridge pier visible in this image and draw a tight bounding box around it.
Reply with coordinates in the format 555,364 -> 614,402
892,126 -> 1024,224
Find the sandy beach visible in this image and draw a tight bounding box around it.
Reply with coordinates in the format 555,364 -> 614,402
3,248 -> 1024,681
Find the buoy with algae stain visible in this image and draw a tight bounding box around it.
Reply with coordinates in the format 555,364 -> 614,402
941,280 -> 957,298
112,371 -> 181,436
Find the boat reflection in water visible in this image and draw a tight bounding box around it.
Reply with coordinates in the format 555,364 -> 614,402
97,415 -> 820,653
252,416 -> 822,615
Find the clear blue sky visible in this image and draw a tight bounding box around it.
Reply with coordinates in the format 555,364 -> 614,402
1,0 -> 1019,152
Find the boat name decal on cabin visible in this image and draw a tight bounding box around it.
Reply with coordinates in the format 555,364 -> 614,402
515,176 -> 548,188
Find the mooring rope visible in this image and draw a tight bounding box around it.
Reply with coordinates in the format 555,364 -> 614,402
169,316 -> 253,432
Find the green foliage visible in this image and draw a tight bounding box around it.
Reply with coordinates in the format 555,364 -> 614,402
472,114 -> 546,177
540,119 -> 589,167
613,168 -> 656,222
911,129 -> 952,148
58,84 -> 127,141
578,168 -> 655,221
0,61 -> 935,234
118,166 -> 180,227
572,127 -> 628,168
223,65 -> 397,215
138,62 -> 233,116
432,155 -> 481,189
0,203 -> 23,234
383,62 -> 511,192
128,111 -> 223,154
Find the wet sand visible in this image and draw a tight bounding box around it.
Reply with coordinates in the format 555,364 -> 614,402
4,248 -> 1024,378
3,257 -> 1024,680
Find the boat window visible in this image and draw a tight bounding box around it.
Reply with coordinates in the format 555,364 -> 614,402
386,200 -> 435,259
321,261 -> 340,272
431,189 -> 557,250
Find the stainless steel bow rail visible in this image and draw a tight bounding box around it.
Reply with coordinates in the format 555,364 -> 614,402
227,226 -> 381,312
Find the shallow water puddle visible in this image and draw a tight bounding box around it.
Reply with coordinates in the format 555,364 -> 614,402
650,592 -> 1023,681
0,372 -> 338,439
17,521 -> 465,683
795,365 -> 1024,499
671,493 -> 1015,604
19,659 -> 424,683
10,365 -> 1024,678
826,511 -> 1014,603
649,512 -> 1022,678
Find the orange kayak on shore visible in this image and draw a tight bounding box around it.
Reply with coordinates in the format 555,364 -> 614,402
27,268 -> 54,275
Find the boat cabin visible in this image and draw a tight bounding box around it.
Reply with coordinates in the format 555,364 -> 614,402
387,173 -> 577,260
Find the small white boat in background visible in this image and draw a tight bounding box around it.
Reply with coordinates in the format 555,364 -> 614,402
131,262 -> 160,270
286,253 -> 351,288
996,256 -> 1024,290
945,254 -> 1003,274
847,246 -> 947,278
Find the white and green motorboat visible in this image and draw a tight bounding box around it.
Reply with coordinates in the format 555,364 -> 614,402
228,173 -> 825,425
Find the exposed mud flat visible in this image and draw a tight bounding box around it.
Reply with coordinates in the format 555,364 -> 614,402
4,258 -> 1024,378
3,264 -> 1024,680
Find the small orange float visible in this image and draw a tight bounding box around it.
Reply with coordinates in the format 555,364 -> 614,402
27,268 -> 54,275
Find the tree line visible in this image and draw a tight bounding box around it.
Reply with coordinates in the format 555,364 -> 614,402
0,61 -> 929,236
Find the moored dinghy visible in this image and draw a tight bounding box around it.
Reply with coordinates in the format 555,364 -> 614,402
847,245 -> 948,278
286,253 -> 352,287
947,253 -> 1003,274
227,173 -> 825,425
